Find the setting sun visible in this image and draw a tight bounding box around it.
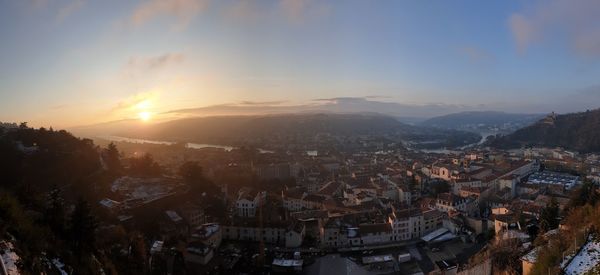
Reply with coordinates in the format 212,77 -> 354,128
138,111 -> 152,122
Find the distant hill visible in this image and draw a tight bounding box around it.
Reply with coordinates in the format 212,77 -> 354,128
486,109 -> 600,152
73,113 -> 481,149
421,111 -> 543,133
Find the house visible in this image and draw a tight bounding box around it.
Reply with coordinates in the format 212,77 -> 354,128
389,208 -> 424,241
359,223 -> 393,245
422,209 -> 446,235
285,222 -> 305,248
435,193 -> 468,213
521,248 -> 539,275
160,210 -> 188,237
322,219 -> 346,248
185,242 -> 213,265
235,188 -> 265,218
281,190 -> 325,211
317,181 -> 346,198
431,163 -> 459,181
254,163 -> 291,180
493,214 -> 521,234
191,223 -> 222,248
452,178 -> 484,195
178,202 -> 205,228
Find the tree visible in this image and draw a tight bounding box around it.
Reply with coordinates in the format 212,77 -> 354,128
129,154 -> 161,177
179,161 -> 205,184
491,239 -> 522,274
70,198 -> 98,255
539,198 -> 560,232
568,180 -> 598,209
105,142 -> 122,173
129,233 -> 148,274
47,187 -> 66,236
179,161 -> 217,194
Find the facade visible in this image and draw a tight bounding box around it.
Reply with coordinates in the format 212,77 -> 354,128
185,242 -> 213,266
223,224 -> 287,245
235,189 -> 265,218
191,223 -> 222,248
285,223 -> 306,248
435,193 -> 468,213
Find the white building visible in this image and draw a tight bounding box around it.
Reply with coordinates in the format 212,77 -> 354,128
235,189 -> 265,217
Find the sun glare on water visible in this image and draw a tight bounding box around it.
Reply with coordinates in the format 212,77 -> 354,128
138,111 -> 152,122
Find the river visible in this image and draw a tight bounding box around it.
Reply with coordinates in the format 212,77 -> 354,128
97,135 -> 274,153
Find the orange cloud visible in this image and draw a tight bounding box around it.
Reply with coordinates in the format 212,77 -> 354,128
112,91 -> 160,113
279,0 -> 330,23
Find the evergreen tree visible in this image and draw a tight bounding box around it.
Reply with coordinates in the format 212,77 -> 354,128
70,198 -> 97,255
47,187 -> 66,236
130,154 -> 161,177
105,142 -> 122,173
539,198 -> 560,232
178,161 -> 215,194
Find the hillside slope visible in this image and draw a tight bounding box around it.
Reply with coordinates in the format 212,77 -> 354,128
486,109 -> 600,152
74,113 -> 481,149
421,111 -> 542,133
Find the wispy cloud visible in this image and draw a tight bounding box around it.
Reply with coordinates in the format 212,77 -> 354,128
237,100 -> 287,106
112,91 -> 160,113
164,97 -> 483,118
122,53 -> 185,78
508,0 -> 600,56
280,0 -> 306,22
224,0 -> 263,23
129,0 -> 210,30
279,0 -> 331,23
223,0 -> 331,24
56,0 -> 85,23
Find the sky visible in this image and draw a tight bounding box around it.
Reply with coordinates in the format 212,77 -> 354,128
1,0 -> 600,128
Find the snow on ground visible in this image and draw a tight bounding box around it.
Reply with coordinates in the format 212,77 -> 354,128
52,258 -> 68,275
564,237 -> 600,275
0,241 -> 21,275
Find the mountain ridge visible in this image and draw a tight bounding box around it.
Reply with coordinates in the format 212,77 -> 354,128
71,113 -> 482,149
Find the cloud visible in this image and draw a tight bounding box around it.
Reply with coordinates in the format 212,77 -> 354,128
224,0 -> 263,23
280,0 -> 307,22
508,14 -> 537,54
223,0 -> 330,24
112,92 -> 160,113
237,100 -> 287,106
56,0 -> 85,23
122,53 -> 185,78
280,0 -> 331,23
129,0 -> 209,30
508,0 -> 600,56
164,97 -> 482,118
460,46 -> 494,63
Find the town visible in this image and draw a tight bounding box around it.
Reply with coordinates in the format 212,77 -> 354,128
2,121 -> 600,275
75,134 -> 600,274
